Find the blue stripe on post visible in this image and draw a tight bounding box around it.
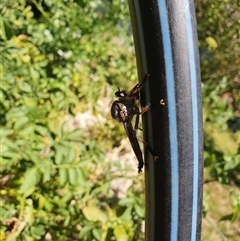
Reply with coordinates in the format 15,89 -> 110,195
158,1 -> 179,241
183,1 -> 199,241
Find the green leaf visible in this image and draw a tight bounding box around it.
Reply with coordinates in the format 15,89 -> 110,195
82,206 -> 107,222
205,36 -> 218,49
54,149 -> 63,165
22,187 -> 36,198
20,167 -> 41,194
114,226 -> 129,241
57,123 -> 64,139
68,168 -> 78,185
38,194 -> 46,210
1,141 -> 15,154
18,123 -> 35,136
219,213 -> 233,222
118,198 -> 134,206
79,225 -> 94,239
34,125 -> 53,140
30,224 -> 45,239
134,203 -> 144,218
56,144 -> 76,164
38,161 -> 52,183
92,228 -> 102,240
64,129 -> 83,141
231,209 -> 239,223
0,16 -> 14,40
0,128 -> 14,137
14,116 -> 29,130
27,107 -> 46,120
1,150 -> 16,159
30,67 -> 40,80
6,107 -> 26,120
58,168 -> 68,185
76,168 -> 86,184
224,155 -> 240,171
25,151 -> 41,165
120,206 -> 132,221
66,146 -> 76,163
18,81 -> 32,92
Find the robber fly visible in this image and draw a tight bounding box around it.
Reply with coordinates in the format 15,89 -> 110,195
111,73 -> 159,173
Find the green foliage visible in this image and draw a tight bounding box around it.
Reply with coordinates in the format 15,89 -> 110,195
196,0 -> 240,226
196,0 -> 239,85
219,189 -> 240,223
1,0 -> 239,240
1,0 -> 143,240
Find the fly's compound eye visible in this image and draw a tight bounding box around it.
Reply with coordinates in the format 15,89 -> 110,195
115,90 -> 127,98
111,101 -> 121,121
110,101 -> 128,122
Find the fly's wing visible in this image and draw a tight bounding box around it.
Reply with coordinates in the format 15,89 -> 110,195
123,121 -> 144,173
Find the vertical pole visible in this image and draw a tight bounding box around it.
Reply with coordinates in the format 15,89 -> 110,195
128,1 -> 203,240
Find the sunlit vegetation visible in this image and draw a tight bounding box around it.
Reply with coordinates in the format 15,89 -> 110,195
1,0 -> 239,240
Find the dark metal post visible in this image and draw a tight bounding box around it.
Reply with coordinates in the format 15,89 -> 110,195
128,0 -> 203,240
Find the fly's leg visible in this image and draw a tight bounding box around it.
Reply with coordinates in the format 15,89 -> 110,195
129,73 -> 150,97
136,135 -> 159,161
134,104 -> 151,131
137,73 -> 150,89
133,104 -> 159,160
140,104 -> 151,115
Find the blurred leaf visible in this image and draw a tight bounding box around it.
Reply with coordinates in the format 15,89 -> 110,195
18,81 -> 32,92
0,230 -> 6,241
92,228 -> 102,240
114,226 -> 129,241
223,155 -> 240,171
120,206 -> 132,221
0,16 -> 14,40
0,128 -> 14,137
64,129 -> 83,141
20,167 -> 41,194
68,168 -> 78,185
14,116 -> 29,129
38,161 -> 52,183
205,36 -> 218,49
66,146 -> 76,163
134,203 -> 144,218
79,225 -> 94,239
27,107 -> 46,120
30,224 -> 45,239
57,123 -> 64,139
6,107 -> 26,120
118,198 -> 134,206
34,124 -> 52,138
219,213 -> 233,222
38,194 -> 46,210
58,168 -> 68,185
76,168 -> 86,184
82,206 -> 107,222
55,144 -> 64,164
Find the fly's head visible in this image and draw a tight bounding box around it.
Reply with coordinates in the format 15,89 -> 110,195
111,99 -> 139,123
111,101 -> 128,122
115,88 -> 128,100
115,86 -> 140,103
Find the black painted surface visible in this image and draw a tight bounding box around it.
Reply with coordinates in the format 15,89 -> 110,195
128,0 -> 203,240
